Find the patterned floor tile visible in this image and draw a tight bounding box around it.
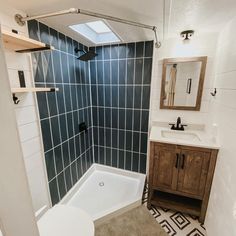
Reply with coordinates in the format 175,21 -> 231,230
170,212 -> 190,230
159,219 -> 177,236
142,185 -> 207,236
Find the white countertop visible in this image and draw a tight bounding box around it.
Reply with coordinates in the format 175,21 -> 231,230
149,126 -> 220,149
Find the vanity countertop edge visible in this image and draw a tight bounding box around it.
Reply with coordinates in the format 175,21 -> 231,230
149,126 -> 220,150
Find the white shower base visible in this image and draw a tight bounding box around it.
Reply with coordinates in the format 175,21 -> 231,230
60,164 -> 146,224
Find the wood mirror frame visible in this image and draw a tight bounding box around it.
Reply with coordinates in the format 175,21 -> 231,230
160,56 -> 207,111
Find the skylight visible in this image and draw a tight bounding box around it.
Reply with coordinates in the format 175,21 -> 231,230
69,20 -> 121,45
86,21 -> 111,34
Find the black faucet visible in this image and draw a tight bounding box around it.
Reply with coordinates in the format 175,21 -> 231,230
169,117 -> 187,131
176,117 -> 181,129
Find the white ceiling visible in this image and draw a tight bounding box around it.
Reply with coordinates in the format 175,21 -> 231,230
6,0 -> 236,46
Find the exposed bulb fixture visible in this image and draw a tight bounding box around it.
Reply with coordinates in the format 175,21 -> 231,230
180,30 -> 194,41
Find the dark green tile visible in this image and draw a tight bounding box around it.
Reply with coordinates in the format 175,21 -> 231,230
49,178 -> 59,205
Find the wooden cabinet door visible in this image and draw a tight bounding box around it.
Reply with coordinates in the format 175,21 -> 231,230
177,149 -> 210,198
152,145 -> 179,191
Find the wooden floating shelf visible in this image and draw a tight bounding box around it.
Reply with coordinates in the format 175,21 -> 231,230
2,30 -> 54,53
11,87 -> 59,93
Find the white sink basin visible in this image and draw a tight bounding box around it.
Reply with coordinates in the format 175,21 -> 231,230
161,130 -> 201,142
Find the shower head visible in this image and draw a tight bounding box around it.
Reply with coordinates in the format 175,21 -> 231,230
74,47 -> 97,61
78,50 -> 97,61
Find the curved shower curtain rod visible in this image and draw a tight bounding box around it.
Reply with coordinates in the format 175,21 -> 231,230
15,8 -> 161,48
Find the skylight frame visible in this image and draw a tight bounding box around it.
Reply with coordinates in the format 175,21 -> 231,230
69,20 -> 122,45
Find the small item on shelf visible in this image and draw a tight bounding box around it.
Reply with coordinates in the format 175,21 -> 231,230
12,29 -> 18,34
18,70 -> 26,87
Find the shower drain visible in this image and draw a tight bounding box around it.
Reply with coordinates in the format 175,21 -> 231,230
99,181 -> 104,187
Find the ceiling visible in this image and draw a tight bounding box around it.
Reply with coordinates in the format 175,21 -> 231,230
6,0 -> 236,46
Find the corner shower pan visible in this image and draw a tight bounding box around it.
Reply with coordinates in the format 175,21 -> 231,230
60,164 -> 146,225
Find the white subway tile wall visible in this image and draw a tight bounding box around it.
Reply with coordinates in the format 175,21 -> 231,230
205,17 -> 236,236
149,27 -> 236,235
0,5 -> 50,212
149,33 -> 218,125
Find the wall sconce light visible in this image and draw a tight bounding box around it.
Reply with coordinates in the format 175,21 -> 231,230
180,30 -> 194,41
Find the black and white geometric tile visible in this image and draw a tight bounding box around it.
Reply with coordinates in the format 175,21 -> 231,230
142,185 -> 206,236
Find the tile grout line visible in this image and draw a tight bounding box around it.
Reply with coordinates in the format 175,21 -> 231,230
84,44 -> 90,171
109,45 -> 113,166
102,46 -> 106,165
124,45 -> 128,169
77,44 -> 85,177
138,42 -> 146,172
131,42 -> 136,171
72,41 -> 80,182
117,44 -> 120,168
93,145 -> 147,156
82,48 -> 88,172
35,82 -> 151,86
38,106 -> 92,121
88,46 -> 95,165
95,48 -> 100,164
94,56 -> 153,61
48,145 -> 93,184
65,37 -> 75,190
73,42 -> 79,181
38,22 -> 61,201
43,128 -> 92,154
57,31 -> 70,194
49,27 -> 65,199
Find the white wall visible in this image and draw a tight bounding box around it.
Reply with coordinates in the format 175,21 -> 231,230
0,2 -> 50,212
150,33 -> 218,125
205,17 -> 236,236
149,22 -> 236,235
0,20 -> 39,236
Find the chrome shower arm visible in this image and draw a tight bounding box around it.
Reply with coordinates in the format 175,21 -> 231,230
15,7 -> 161,48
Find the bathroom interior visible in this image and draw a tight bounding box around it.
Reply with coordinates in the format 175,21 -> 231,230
0,0 -> 236,235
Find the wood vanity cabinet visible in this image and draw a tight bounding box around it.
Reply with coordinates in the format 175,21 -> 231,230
147,142 -> 218,223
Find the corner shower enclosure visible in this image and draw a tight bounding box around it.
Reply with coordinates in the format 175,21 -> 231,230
28,20 -> 153,205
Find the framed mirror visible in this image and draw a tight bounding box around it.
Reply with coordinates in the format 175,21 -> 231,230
160,56 -> 207,111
